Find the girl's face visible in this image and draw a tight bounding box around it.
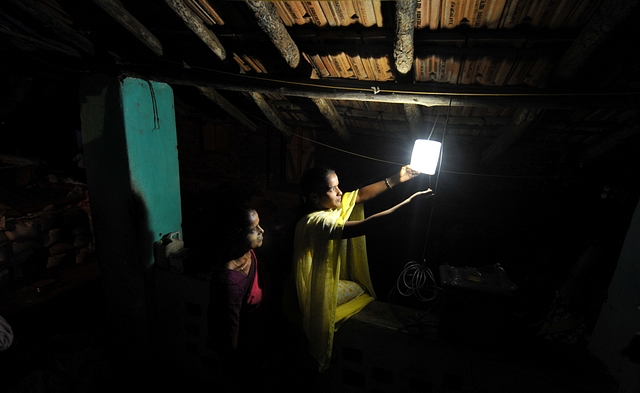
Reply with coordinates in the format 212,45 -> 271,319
243,210 -> 264,249
315,172 -> 343,210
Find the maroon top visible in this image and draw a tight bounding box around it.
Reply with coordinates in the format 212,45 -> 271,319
208,250 -> 265,342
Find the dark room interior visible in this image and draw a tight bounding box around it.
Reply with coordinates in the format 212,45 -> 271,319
1,1 -> 639,392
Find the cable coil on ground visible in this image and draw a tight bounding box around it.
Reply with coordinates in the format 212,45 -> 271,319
396,261 -> 439,302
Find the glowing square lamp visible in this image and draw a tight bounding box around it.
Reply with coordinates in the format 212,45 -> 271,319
409,139 -> 441,175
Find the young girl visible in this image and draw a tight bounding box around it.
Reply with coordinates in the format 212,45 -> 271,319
207,203 -> 269,377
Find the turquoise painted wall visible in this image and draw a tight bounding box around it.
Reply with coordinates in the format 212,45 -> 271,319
80,74 -> 182,364
121,78 -> 182,251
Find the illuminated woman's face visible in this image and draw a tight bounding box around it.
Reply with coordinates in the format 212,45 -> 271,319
243,210 -> 264,249
314,172 -> 343,210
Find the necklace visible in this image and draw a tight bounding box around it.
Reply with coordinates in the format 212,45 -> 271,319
232,259 -> 248,275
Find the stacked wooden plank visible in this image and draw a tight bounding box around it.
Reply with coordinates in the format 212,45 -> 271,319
458,55 -> 518,85
183,0 -> 224,25
302,50 -> 553,87
303,52 -> 395,81
498,0 -> 603,29
414,54 -> 461,83
413,54 -> 551,87
271,0 -> 604,30
233,53 -> 268,73
274,1 -> 383,27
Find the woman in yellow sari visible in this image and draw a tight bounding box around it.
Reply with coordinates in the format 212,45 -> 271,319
289,166 -> 433,371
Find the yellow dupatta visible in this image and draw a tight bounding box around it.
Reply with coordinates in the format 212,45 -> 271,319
293,190 -> 376,371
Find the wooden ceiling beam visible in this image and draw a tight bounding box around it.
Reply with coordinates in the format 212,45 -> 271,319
286,26 -> 577,46
245,1 -> 299,69
7,0 -> 94,55
164,0 -> 225,60
196,86 -> 258,131
311,98 -> 350,140
337,118 -> 505,137
298,44 -> 565,59
481,108 -> 544,163
134,68 -> 639,109
91,0 -> 163,57
404,103 -> 423,140
555,0 -> 639,81
335,107 -> 513,126
0,28 -> 81,57
394,0 -> 416,75
249,92 -> 291,135
579,125 -> 639,162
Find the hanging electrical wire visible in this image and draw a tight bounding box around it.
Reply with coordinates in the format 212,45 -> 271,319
387,99 -> 452,333
421,100 -> 450,264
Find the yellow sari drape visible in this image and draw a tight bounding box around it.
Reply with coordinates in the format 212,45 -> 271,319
292,190 -> 376,371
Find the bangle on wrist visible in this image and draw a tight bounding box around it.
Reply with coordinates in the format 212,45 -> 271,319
384,178 -> 393,190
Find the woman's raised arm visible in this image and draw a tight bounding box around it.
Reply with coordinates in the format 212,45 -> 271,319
356,165 -> 421,204
343,189 -> 434,238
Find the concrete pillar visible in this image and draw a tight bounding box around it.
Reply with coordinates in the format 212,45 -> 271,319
79,74 -> 182,364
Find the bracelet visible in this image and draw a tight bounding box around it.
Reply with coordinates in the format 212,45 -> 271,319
384,178 -> 393,190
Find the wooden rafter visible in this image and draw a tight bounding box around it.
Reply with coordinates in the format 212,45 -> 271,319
196,86 -> 258,131
555,0 -> 639,81
7,0 -> 94,55
164,0 -> 225,60
0,28 -> 81,57
311,98 -> 350,140
138,68 -> 638,109
249,92 -> 291,135
579,125 -> 639,162
394,0 -> 417,75
91,0 -> 163,57
403,103 -> 423,140
481,108 -> 544,163
245,0 -> 299,69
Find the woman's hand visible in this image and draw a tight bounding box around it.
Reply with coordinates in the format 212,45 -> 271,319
398,165 -> 421,183
406,188 -> 434,203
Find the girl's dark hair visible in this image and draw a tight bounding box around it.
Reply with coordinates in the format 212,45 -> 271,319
295,167 -> 336,221
207,203 -> 257,270
220,203 -> 256,242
